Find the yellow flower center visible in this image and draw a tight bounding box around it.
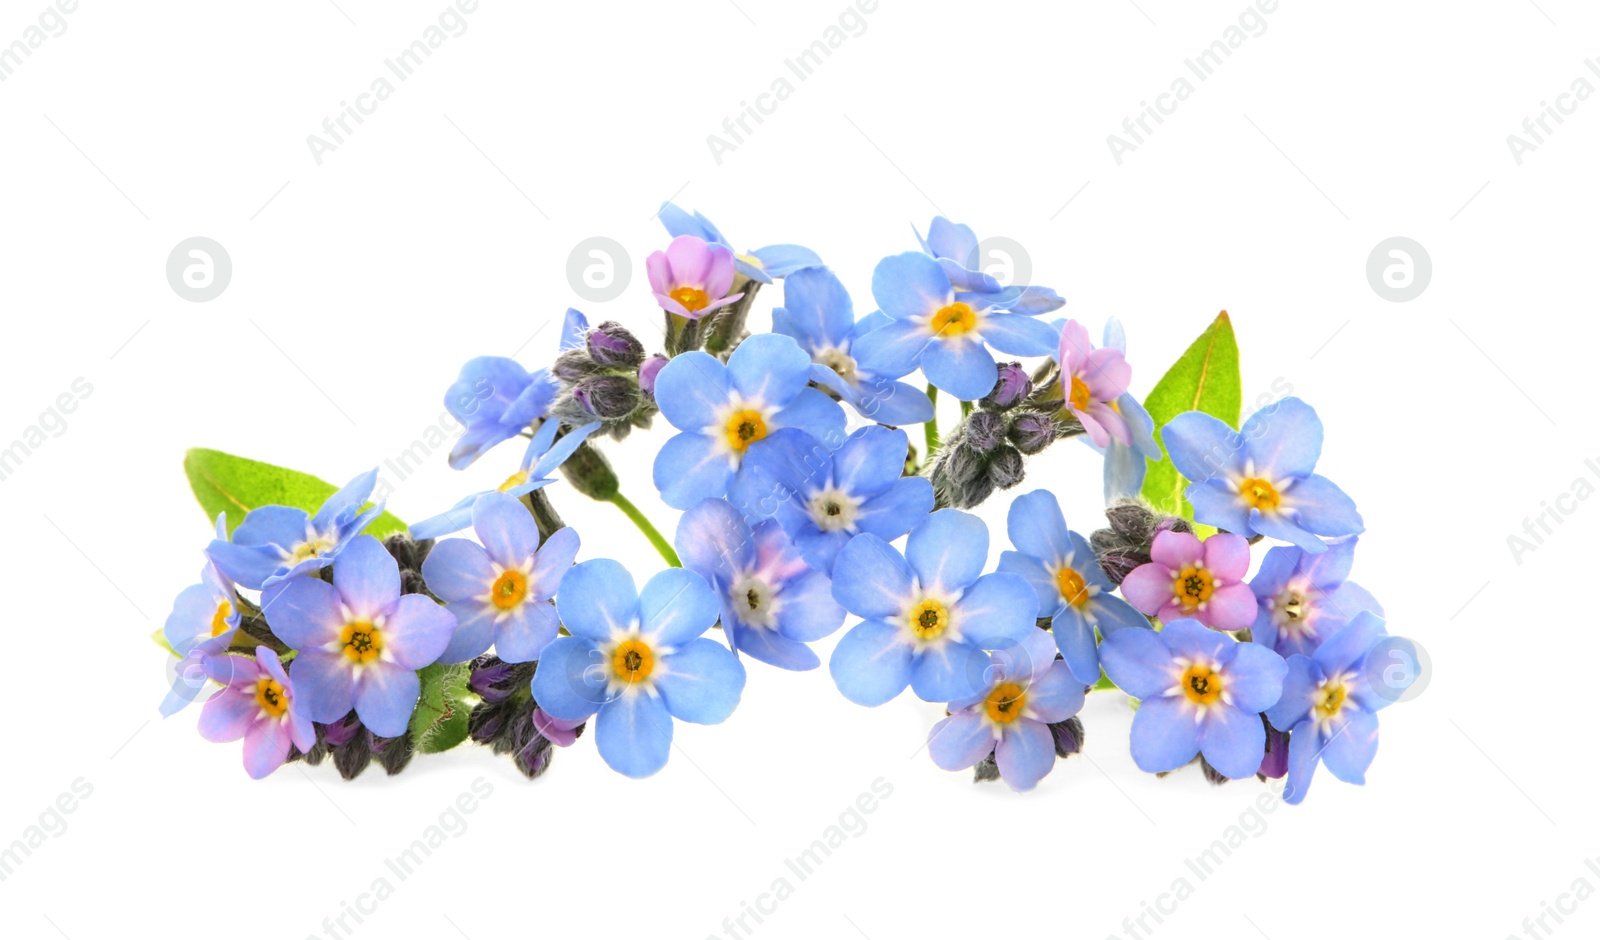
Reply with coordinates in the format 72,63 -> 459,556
984,681 -> 1028,725
1056,567 -> 1091,608
723,408 -> 768,452
612,638 -> 655,684
907,598 -> 949,641
1067,375 -> 1091,411
255,677 -> 288,718
210,601 -> 234,637
1313,680 -> 1348,722
670,286 -> 711,313
1238,476 -> 1281,511
288,536 -> 334,565
340,622 -> 384,664
499,470 -> 531,492
1180,663 -> 1222,707
490,570 -> 528,610
1173,565 -> 1215,610
929,302 -> 978,337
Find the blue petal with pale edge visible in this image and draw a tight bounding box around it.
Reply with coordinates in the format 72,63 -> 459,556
855,477 -> 935,544
1321,708 -> 1379,783
1051,606 -> 1101,686
655,637 -> 746,723
1266,655 -> 1321,732
638,568 -> 719,646
950,572 -> 1036,647
530,635 -> 608,720
829,619 -> 914,705
751,244 -> 823,278
928,712 -> 995,771
675,498 -> 755,581
653,351 -> 730,430
1282,719 -> 1321,804
1163,411 -> 1245,484
849,376 -> 936,425
1007,489 -> 1071,564
998,551 -> 1056,615
1199,703 -> 1267,779
871,251 -> 951,320
1223,641 -> 1288,714
555,559 -> 638,641
982,312 -> 1060,357
1098,625 -> 1175,700
353,661 -> 420,738
654,432 -> 735,509
910,640 -> 990,703
1287,474 -> 1365,537
769,387 -> 847,449
921,339 -> 997,401
995,720 -> 1057,791
1129,695 -> 1201,773
829,533 -> 913,619
1242,397 -> 1322,481
772,266 -> 853,350
905,509 -> 988,593
595,690 -> 674,778
728,333 -> 812,410
1025,662 -> 1087,724
851,318 -> 931,379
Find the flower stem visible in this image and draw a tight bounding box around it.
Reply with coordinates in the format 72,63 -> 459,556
607,491 -> 681,567
923,384 -> 940,458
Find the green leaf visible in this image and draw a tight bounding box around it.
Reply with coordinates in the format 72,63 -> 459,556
151,628 -> 178,658
409,662 -> 474,754
1140,311 -> 1242,523
184,448 -> 407,538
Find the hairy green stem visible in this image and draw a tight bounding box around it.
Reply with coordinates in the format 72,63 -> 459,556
923,384 -> 940,458
608,491 -> 681,567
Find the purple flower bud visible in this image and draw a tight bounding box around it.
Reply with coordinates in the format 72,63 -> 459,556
470,658 -> 517,701
638,354 -> 668,399
572,375 -> 641,420
1007,410 -> 1056,455
984,361 -> 1032,409
965,410 -> 1005,452
323,712 -> 362,748
552,348 -> 599,382
586,320 -> 644,368
1049,716 -> 1085,758
1258,718 -> 1289,780
985,445 -> 1025,490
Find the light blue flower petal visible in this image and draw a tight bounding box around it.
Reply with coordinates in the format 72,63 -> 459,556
728,333 -> 812,409
530,635 -> 607,720
1068,531 -> 1112,592
1251,508 -> 1327,553
1129,695 -> 1202,773
770,387 -> 847,449
829,619 -> 914,705
871,251 -> 951,320
232,505 -> 310,553
1006,489 -> 1071,564
675,498 -> 755,582
982,312 -> 1060,357
998,550 -> 1056,615
654,432 -> 736,509
1159,618 -> 1235,663
829,533 -> 914,619
772,266 -> 853,348
657,201 -> 719,242
1323,581 -> 1383,634
1051,606 -> 1100,686
1266,655 -> 1321,732
994,285 -> 1066,316
1321,708 -> 1379,784
773,568 -> 846,642
1026,662 -> 1087,724
420,538 -> 493,603
851,318 -> 931,379
726,427 -> 820,521
910,640 -> 990,703
654,351 -> 730,430
560,307 -> 588,349
286,650 -> 353,723
1242,397 -> 1322,482
921,339 -> 998,401
352,660 -> 419,738
1224,641 -> 1288,714
529,526 -> 581,602
995,720 -> 1057,791
1162,411 -> 1245,484
656,637 -> 746,724
1301,535 -> 1359,587
312,468 -> 379,532
751,244 -> 823,278
555,559 -> 638,641
596,690 -> 674,778
1090,593 -> 1151,637
849,377 -> 936,425
1119,393 -> 1162,460
832,426 -> 909,498
1287,474 -> 1365,537
264,576 -> 344,650
494,601 -> 560,663
205,540 -> 284,592
951,572 -> 1037,647
639,568 -> 719,646
529,420 -> 602,479
1313,610 -> 1388,677
1103,439 -> 1147,504
855,477 -> 935,543
1281,719 -> 1321,805
1249,546 -> 1300,601
851,309 -> 893,337
793,528 -> 852,577
920,217 -> 979,263
471,492 -> 540,569
1186,482 -> 1254,537
1099,626 -> 1175,699
905,509 -> 988,593
436,602 -> 496,664
1200,704 -> 1268,779
928,711 -> 995,771
727,620 -> 822,670
332,536 -> 399,620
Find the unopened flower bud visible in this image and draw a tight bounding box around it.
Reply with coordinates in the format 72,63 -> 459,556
552,348 -> 599,382
983,361 -> 1032,410
1007,410 -> 1056,455
985,445 -> 1025,490
572,375 -> 641,420
1258,717 -> 1288,780
586,320 -> 645,368
965,410 -> 1005,452
638,354 -> 668,399
1050,716 -> 1085,758
973,750 -> 1000,784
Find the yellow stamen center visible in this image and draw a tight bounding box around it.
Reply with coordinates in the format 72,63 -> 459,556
1239,476 -> 1281,511
1180,664 -> 1222,707
612,638 -> 655,684
1068,375 -> 1091,411
210,601 -> 234,637
984,681 -> 1028,725
929,302 -> 978,337
499,470 -> 530,492
491,570 -> 528,610
341,622 -> 384,664
723,408 -> 768,452
670,286 -> 711,313
907,598 -> 949,641
288,537 -> 333,565
1056,567 -> 1091,608
1313,680 -> 1348,722
1174,565 -> 1215,610
255,678 -> 288,718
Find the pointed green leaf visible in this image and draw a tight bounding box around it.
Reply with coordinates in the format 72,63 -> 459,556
183,447 -> 406,538
409,662 -> 474,753
1140,312 -> 1242,523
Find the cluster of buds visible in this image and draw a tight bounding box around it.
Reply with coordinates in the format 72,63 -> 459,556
547,321 -> 662,440
925,362 -> 1084,509
466,656 -> 581,780
973,716 -> 1085,784
289,711 -> 415,780
1088,499 -> 1194,586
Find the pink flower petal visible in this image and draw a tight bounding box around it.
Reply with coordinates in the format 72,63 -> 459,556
1120,562 -> 1175,616
1083,347 -> 1132,400
665,234 -> 713,288
705,244 -> 737,297
1075,406 -> 1109,448
1085,401 -> 1130,447
1204,582 -> 1259,631
646,249 -> 671,294
1058,319 -> 1092,374
1150,530 -> 1203,570
1202,533 -> 1252,581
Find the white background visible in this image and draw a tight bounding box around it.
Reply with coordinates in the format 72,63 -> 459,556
0,1 -> 1592,938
